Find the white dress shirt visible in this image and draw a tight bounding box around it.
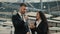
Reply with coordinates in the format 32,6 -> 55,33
36,20 -> 42,27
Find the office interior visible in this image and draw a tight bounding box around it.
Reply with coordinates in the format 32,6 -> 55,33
0,0 -> 60,34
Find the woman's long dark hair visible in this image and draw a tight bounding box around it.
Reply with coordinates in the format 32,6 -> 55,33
37,11 -> 49,34
38,11 -> 47,22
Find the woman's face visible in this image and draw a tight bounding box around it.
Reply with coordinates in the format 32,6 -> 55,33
36,12 -> 40,20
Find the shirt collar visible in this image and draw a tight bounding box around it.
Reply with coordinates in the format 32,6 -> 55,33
36,19 -> 42,23
18,12 -> 22,18
18,12 -> 21,16
36,20 -> 42,27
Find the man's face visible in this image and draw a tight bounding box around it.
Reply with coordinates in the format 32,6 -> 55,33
20,6 -> 26,14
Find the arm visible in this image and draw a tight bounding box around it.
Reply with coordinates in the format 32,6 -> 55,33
41,22 -> 48,34
29,22 -> 36,34
12,15 -> 25,28
12,15 -> 29,32
35,21 -> 48,34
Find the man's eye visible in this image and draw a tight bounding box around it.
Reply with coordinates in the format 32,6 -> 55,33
24,9 -> 26,10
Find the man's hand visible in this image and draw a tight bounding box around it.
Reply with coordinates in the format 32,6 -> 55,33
24,15 -> 28,20
26,32 -> 30,34
29,22 -> 35,29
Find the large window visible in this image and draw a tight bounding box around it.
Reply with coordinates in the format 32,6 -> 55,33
0,0 -> 60,34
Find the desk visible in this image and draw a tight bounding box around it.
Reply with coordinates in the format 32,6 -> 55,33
0,21 -> 14,34
0,27 -> 7,31
0,17 -> 11,21
26,12 -> 53,18
51,32 -> 60,34
49,27 -> 60,31
28,17 -> 36,20
48,19 -> 60,23
49,27 -> 60,32
52,17 -> 60,21
48,19 -> 60,27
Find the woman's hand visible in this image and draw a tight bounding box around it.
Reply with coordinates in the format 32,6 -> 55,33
26,32 -> 30,34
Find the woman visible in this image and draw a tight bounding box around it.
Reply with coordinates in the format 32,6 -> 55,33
30,11 -> 49,34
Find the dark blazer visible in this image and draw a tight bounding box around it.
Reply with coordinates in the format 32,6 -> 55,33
12,13 -> 29,34
31,21 -> 48,34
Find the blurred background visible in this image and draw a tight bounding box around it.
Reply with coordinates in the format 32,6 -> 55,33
0,0 -> 60,34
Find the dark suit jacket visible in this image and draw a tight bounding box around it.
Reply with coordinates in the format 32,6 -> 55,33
31,21 -> 48,34
12,13 -> 29,34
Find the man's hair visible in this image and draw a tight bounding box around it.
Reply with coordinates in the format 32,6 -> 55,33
20,3 -> 27,7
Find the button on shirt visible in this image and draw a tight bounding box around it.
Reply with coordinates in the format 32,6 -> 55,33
36,20 -> 42,27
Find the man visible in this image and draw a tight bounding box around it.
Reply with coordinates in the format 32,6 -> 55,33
12,3 -> 30,34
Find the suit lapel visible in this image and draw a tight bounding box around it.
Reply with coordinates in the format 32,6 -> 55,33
37,21 -> 42,28
16,13 -> 22,20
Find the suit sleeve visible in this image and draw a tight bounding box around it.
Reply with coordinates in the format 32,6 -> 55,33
12,15 -> 25,28
41,21 -> 48,34
35,21 -> 48,34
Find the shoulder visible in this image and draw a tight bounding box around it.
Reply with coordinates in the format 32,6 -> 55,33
40,21 -> 48,25
12,15 -> 16,18
12,14 -> 18,18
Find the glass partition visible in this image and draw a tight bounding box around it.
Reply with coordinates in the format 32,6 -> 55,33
0,0 -> 60,34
